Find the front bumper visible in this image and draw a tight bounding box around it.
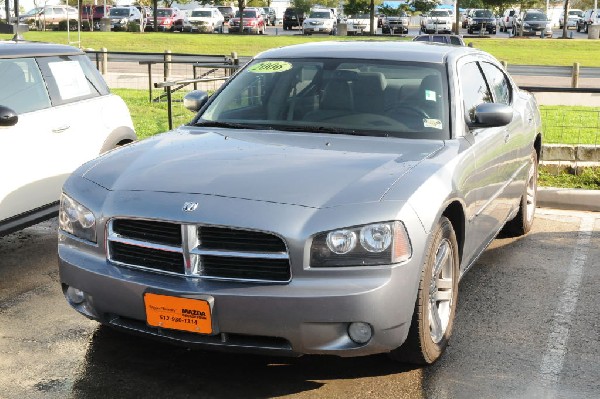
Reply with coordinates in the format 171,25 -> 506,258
58,187 -> 427,358
304,26 -> 333,34
423,22 -> 452,32
228,26 -> 260,33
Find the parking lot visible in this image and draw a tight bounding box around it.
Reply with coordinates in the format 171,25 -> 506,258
1,208 -> 598,399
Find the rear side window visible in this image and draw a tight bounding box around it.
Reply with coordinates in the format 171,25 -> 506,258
0,58 -> 51,114
37,54 -> 109,106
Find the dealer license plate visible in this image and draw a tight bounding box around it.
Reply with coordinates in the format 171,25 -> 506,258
144,293 -> 212,334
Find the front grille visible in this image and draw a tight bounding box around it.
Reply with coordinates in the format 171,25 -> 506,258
107,219 -> 290,282
110,241 -> 185,274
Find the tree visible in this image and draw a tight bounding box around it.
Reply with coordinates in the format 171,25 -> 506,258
410,0 -> 440,14
344,0 -> 370,16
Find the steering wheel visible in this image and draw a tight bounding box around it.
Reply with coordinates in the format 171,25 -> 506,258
384,105 -> 430,129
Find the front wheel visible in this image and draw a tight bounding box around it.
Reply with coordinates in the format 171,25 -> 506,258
389,216 -> 459,365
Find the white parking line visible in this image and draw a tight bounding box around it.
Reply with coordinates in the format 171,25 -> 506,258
538,213 -> 595,387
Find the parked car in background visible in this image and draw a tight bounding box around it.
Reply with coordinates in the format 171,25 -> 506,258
0,41 -> 136,237
461,8 -> 473,28
228,8 -> 265,34
413,34 -> 465,45
186,7 -> 224,33
262,7 -> 276,26
80,5 -> 111,30
109,6 -> 142,31
144,7 -> 186,32
58,41 -> 541,366
559,9 -> 583,29
513,9 -> 552,36
19,5 -> 78,30
303,8 -> 337,34
499,8 -> 517,32
217,6 -> 234,22
578,9 -> 600,33
420,9 -> 452,34
466,9 -> 496,34
345,13 -> 372,34
283,7 -> 304,30
381,12 -> 409,34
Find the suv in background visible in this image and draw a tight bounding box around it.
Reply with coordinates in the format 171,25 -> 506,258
109,6 -> 142,31
19,5 -> 78,30
513,9 -> 552,36
559,9 -> 583,29
499,8 -> 517,32
217,6 -> 234,22
283,7 -> 304,30
302,8 -> 336,34
262,7 -> 276,26
381,12 -> 409,34
578,9 -> 600,33
0,41 -> 136,237
466,9 -> 496,34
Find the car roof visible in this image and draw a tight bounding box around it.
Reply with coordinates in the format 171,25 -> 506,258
0,40 -> 83,58
255,41 -> 478,64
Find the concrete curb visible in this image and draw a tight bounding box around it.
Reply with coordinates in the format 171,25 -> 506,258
538,187 -> 600,212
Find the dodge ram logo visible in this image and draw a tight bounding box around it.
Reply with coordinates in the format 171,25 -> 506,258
182,202 -> 198,212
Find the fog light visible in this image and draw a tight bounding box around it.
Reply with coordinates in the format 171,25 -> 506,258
348,322 -> 372,344
66,286 -> 86,305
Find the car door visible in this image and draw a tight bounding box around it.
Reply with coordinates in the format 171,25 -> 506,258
0,58 -> 56,221
457,59 -> 512,257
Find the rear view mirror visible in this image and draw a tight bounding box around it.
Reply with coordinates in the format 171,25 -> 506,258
183,90 -> 209,112
0,105 -> 18,127
470,103 -> 513,128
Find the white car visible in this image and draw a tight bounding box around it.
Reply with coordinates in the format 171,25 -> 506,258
0,41 -> 136,236
303,9 -> 336,34
499,8 -> 518,32
186,7 -> 224,33
346,13 -> 372,34
421,9 -> 452,34
559,9 -> 583,29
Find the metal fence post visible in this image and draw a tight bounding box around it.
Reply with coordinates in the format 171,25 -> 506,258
164,50 -> 172,82
101,47 -> 108,75
231,51 -> 238,77
572,62 -> 580,88
167,85 -> 173,130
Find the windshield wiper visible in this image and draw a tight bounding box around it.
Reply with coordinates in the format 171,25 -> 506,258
275,125 -> 389,137
194,121 -> 262,130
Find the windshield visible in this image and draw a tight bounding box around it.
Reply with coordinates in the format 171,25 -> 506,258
525,12 -> 547,21
235,10 -> 258,18
191,10 -> 212,17
309,11 -> 331,18
156,9 -> 174,17
23,8 -> 42,16
474,10 -> 493,18
196,58 -> 449,140
350,14 -> 369,19
569,10 -> 583,17
110,8 -> 130,17
430,11 -> 449,17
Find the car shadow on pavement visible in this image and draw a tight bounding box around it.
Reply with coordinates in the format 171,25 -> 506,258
70,325 -> 423,398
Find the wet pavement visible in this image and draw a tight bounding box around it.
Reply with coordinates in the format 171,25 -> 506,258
0,209 -> 599,398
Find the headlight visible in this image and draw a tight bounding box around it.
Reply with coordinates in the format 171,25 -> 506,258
523,22 -> 530,28
120,18 -> 127,24
310,221 -> 412,267
59,194 -> 96,243
545,23 -> 552,29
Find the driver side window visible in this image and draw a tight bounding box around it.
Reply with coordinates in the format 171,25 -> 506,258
459,61 -> 492,123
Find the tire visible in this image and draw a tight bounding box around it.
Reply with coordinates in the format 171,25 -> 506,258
577,24 -> 580,32
585,23 -> 588,33
389,216 -> 459,365
502,148 -> 538,237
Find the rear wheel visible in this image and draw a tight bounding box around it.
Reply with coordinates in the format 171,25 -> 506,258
502,148 -> 538,237
389,216 -> 459,365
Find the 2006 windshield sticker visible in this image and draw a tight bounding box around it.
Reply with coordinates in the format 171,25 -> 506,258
248,61 -> 293,73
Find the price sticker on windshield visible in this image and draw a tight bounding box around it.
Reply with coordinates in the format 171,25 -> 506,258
248,61 -> 293,73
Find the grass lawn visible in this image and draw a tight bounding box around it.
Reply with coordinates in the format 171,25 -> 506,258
540,106 -> 600,145
3,31 -> 600,66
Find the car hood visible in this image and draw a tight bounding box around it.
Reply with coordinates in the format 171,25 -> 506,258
82,129 -> 443,209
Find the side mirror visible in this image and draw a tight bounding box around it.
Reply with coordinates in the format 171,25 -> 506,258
470,103 -> 513,128
0,105 -> 18,127
183,90 -> 209,112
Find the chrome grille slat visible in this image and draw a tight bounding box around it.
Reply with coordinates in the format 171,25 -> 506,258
107,219 -> 290,282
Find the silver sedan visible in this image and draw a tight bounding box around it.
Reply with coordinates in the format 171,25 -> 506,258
58,42 -> 542,365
